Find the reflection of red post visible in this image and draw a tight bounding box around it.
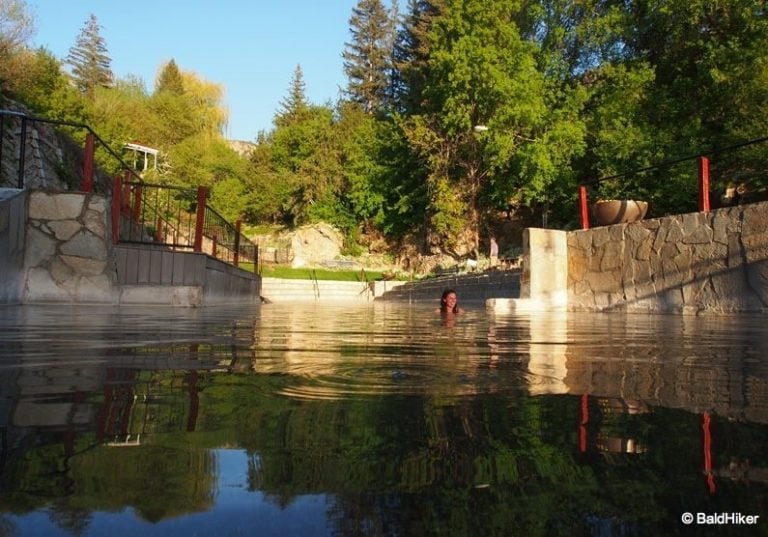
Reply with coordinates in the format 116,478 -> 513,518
81,132 -> 95,192
698,156 -> 710,212
187,369 -> 199,432
579,186 -> 590,230
703,411 -> 716,493
579,394 -> 589,452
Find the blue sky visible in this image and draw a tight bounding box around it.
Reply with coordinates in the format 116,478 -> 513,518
28,0 -> 364,141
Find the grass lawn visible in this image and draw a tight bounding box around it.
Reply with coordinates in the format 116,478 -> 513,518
257,265 -> 399,282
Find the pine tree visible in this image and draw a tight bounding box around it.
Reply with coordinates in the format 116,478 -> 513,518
66,14 -> 113,96
155,59 -> 185,95
343,0 -> 396,113
392,0 -> 444,113
275,64 -> 308,126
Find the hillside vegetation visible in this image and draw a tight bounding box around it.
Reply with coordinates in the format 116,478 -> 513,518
2,0 -> 767,265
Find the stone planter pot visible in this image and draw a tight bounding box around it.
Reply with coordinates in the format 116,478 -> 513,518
592,199 -> 648,226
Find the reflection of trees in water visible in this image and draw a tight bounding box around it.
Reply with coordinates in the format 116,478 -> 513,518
48,504 -> 92,537
240,391 -> 767,536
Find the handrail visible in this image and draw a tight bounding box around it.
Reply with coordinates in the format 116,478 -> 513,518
1,109 -> 258,273
578,135 -> 768,228
584,135 -> 768,187
115,180 -> 259,272
0,109 -> 143,190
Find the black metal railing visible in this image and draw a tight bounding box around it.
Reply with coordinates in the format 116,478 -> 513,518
115,181 -> 259,272
0,109 -> 142,192
1,109 -> 258,273
577,135 -> 768,228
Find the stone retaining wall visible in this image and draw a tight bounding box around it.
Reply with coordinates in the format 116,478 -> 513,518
568,202 -> 768,313
21,190 -> 261,306
24,190 -> 116,303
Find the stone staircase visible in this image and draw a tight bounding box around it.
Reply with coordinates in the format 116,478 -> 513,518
377,270 -> 521,304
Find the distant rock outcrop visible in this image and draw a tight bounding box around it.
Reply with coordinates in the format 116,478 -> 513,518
227,139 -> 256,156
289,223 -> 344,268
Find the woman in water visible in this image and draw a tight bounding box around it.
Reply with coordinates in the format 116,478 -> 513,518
438,289 -> 463,315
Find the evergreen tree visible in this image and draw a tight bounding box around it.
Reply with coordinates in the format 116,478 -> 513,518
343,0 -> 396,113
392,0 -> 444,114
66,14 -> 113,97
275,64 -> 308,126
155,59 -> 185,95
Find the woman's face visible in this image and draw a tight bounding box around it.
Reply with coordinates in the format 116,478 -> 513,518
443,293 -> 457,309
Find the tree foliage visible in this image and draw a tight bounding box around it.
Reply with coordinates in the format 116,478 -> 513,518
275,64 -> 309,127
0,0 -> 35,95
66,14 -> 113,97
155,59 -> 185,95
9,0 -> 768,259
343,0 -> 397,113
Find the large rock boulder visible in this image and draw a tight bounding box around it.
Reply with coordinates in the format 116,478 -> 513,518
290,223 -> 344,267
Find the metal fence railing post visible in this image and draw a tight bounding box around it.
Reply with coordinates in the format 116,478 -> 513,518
17,117 -> 27,189
698,156 -> 710,212
111,175 -> 121,244
0,115 -> 5,180
81,132 -> 95,192
234,219 -> 242,267
193,186 -> 207,253
131,184 -> 143,224
578,185 -> 590,230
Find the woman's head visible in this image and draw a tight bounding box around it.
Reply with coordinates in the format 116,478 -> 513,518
440,289 -> 459,313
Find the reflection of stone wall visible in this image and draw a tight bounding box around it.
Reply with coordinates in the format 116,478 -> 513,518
568,202 -> 768,313
521,313 -> 768,423
24,190 -> 116,303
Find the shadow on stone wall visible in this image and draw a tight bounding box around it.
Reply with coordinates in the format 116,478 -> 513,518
568,202 -> 768,313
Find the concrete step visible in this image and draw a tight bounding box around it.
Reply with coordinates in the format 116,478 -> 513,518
261,278 -> 405,303
378,270 -> 521,303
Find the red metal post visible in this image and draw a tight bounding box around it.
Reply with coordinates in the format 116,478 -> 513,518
111,175 -> 121,244
579,185 -> 590,230
234,219 -> 242,267
131,185 -> 142,223
155,216 -> 163,242
81,132 -> 95,192
122,171 -> 131,216
702,411 -> 716,493
698,156 -> 710,212
193,186 -> 207,252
